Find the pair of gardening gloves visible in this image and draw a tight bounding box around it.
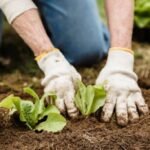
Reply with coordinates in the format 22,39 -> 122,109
37,48 -> 149,126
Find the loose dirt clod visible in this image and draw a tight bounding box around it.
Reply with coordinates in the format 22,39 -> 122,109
0,107 -> 12,128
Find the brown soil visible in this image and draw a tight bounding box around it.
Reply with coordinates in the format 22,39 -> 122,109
0,28 -> 150,149
0,67 -> 150,150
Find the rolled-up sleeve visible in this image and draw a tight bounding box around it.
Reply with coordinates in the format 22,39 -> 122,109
0,0 -> 37,24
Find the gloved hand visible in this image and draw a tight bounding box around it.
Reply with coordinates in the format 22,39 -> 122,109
37,49 -> 81,118
96,48 -> 149,126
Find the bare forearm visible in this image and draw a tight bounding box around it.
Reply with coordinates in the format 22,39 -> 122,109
12,9 -> 54,56
105,0 -> 134,49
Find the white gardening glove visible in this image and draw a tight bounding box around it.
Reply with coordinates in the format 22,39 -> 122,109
96,49 -> 149,126
37,49 -> 81,118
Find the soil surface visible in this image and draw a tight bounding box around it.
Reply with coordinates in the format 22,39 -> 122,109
0,65 -> 150,150
0,29 -> 150,149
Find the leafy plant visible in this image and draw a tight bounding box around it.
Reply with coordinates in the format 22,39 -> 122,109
134,0 -> 150,28
75,81 -> 106,116
0,87 -> 66,132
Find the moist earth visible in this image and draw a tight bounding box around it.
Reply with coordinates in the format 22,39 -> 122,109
0,66 -> 150,150
0,29 -> 150,149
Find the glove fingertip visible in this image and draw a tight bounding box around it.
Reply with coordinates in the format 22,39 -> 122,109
139,104 -> 149,116
101,110 -> 111,123
54,98 -> 66,113
117,115 -> 128,127
69,111 -> 79,119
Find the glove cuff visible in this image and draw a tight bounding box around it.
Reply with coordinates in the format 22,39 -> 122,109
37,50 -> 69,75
106,50 -> 134,71
109,47 -> 134,55
35,48 -> 60,61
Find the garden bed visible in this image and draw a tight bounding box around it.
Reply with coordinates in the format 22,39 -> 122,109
0,28 -> 150,149
0,60 -> 150,150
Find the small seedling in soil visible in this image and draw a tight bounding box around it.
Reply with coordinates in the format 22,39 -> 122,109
75,81 -> 106,116
0,87 -> 66,132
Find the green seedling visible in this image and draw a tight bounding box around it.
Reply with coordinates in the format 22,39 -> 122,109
0,87 -> 66,132
75,81 -> 106,116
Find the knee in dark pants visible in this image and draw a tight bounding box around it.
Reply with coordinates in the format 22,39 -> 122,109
68,29 -> 110,66
61,24 -> 110,66
66,43 -> 108,67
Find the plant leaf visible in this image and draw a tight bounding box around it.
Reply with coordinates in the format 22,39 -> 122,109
36,113 -> 66,132
39,105 -> 60,120
23,87 -> 39,102
89,85 -> 106,114
31,92 -> 57,122
41,92 -> 56,103
0,95 -> 16,109
75,81 -> 87,115
14,100 -> 35,127
38,92 -> 57,114
75,81 -> 106,116
85,85 -> 95,115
